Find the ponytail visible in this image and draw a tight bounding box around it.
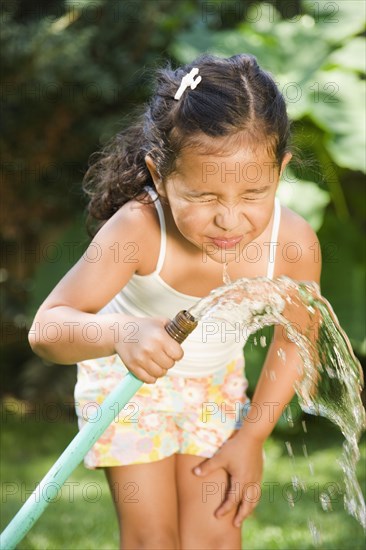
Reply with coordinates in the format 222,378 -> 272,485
82,114 -> 154,237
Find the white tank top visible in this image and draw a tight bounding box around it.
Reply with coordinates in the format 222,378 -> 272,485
98,189 -> 281,377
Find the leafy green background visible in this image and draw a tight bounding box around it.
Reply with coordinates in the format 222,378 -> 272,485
1,1 -> 365,547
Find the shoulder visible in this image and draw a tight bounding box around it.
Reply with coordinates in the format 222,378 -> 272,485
94,196 -> 160,273
110,196 -> 158,230
278,204 -> 322,284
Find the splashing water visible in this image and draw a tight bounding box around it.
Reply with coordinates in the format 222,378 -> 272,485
188,275 -> 366,528
223,262 -> 232,285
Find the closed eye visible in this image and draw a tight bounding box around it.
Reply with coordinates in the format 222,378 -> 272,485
189,188 -> 269,203
242,189 -> 270,201
243,196 -> 261,201
189,195 -> 217,203
198,197 -> 217,203
196,195 -> 264,203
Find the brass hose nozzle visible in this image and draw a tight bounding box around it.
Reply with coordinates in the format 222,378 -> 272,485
165,310 -> 198,344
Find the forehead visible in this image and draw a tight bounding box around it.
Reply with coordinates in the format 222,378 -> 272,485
174,133 -> 277,176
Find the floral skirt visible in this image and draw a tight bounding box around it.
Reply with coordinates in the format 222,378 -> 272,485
75,354 -> 249,469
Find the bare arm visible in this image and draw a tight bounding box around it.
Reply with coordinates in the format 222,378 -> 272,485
28,200 -> 184,381
236,329 -> 304,444
28,202 -> 148,364
28,307 -> 138,364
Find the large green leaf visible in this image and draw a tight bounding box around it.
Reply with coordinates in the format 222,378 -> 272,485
170,26 -> 272,66
302,0 -> 366,42
308,71 -> 366,172
327,37 -> 366,73
171,7 -> 331,78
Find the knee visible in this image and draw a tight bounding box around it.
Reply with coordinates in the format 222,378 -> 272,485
182,531 -> 241,550
121,525 -> 179,549
136,538 -> 178,550
206,533 -> 241,549
216,536 -> 241,549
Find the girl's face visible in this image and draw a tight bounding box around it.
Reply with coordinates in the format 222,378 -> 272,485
147,139 -> 292,264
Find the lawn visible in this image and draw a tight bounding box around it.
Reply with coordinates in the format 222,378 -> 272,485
1,399 -> 365,549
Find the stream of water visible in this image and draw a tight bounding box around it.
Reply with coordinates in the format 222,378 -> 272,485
188,274 -> 365,530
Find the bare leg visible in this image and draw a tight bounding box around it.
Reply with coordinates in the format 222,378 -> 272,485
104,455 -> 179,549
176,454 -> 242,550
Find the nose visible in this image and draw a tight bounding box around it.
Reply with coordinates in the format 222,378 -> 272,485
214,199 -> 243,232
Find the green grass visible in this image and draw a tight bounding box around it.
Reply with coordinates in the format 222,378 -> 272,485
1,401 -> 365,549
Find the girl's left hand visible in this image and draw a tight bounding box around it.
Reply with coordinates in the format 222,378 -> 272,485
193,432 -> 264,527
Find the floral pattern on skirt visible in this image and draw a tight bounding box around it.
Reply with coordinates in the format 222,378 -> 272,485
75,354 -> 250,469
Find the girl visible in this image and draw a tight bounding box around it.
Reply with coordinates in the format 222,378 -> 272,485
29,53 -> 321,549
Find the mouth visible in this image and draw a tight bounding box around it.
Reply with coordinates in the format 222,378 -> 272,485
207,236 -> 243,249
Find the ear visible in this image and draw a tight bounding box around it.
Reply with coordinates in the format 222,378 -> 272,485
279,151 -> 292,178
145,155 -> 166,197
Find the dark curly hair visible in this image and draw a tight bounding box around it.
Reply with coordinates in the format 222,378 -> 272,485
83,53 -> 292,236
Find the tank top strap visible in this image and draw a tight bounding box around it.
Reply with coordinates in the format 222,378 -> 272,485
145,187 -> 167,273
266,197 -> 281,279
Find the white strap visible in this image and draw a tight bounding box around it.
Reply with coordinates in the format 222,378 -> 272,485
145,187 -> 167,273
266,197 -> 281,279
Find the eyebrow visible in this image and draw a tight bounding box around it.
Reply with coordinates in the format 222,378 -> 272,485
243,185 -> 272,194
189,185 -> 272,196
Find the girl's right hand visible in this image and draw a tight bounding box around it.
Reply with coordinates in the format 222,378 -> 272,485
114,317 -> 184,383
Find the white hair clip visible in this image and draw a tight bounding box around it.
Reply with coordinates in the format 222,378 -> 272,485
174,68 -> 202,100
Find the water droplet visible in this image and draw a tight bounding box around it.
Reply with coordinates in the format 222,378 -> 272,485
269,370 -> 276,381
320,492 -> 332,512
325,365 -> 336,378
223,262 -> 231,285
277,347 -> 286,362
285,406 -> 294,427
308,520 -> 321,546
253,336 -> 257,346
260,335 -> 267,347
296,363 -> 303,375
285,441 -> 294,458
302,420 -> 307,433
291,475 -> 305,491
286,492 -> 295,508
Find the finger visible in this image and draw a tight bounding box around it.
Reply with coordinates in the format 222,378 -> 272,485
215,479 -> 241,518
144,361 -> 168,380
133,367 -> 157,384
233,487 -> 260,527
151,353 -> 175,371
163,339 -> 184,362
193,455 -> 221,477
234,501 -> 253,528
144,378 -> 158,385
150,359 -> 171,378
160,321 -> 185,362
